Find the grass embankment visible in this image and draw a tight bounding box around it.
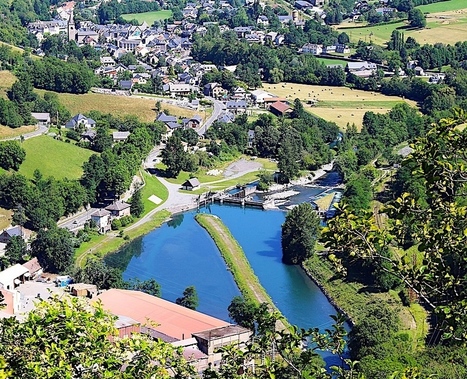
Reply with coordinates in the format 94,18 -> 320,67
303,254 -> 428,349
20,136 -> 95,180
121,10 -> 173,24
196,213 -> 287,327
74,173 -> 170,267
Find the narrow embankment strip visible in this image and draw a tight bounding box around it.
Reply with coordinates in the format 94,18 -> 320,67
195,213 -> 287,327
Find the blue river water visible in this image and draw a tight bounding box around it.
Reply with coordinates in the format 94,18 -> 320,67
106,173 -> 348,367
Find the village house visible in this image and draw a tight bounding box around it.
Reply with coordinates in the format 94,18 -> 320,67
91,209 -> 112,234
112,131 -> 131,143
301,43 -> 323,55
0,264 -> 29,291
22,257 -> 43,280
182,115 -> 203,129
226,100 -> 247,114
0,226 -> 25,244
203,83 -> 227,98
65,114 -> 96,129
105,201 -> 131,218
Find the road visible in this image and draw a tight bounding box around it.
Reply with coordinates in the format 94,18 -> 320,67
1,124 -> 48,141
196,97 -> 224,136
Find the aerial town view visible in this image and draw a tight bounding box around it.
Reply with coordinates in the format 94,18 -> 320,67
0,0 -> 465,376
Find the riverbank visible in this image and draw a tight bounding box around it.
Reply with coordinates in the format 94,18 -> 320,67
195,213 -> 287,329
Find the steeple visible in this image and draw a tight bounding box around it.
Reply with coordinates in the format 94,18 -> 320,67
68,11 -> 76,42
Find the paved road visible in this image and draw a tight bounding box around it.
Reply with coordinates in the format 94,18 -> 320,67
58,207 -> 97,231
1,124 -> 48,141
196,97 -> 224,136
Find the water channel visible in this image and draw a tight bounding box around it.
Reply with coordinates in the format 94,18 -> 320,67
106,173 -> 348,366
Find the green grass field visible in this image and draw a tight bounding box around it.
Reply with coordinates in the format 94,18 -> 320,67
20,136 -> 95,180
316,57 -> 348,66
140,171 -> 168,213
418,0 -> 467,13
121,10 -> 173,24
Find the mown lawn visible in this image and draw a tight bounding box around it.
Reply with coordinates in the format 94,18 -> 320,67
316,57 -> 348,66
139,171 -> 169,214
20,136 -> 95,180
121,10 -> 173,24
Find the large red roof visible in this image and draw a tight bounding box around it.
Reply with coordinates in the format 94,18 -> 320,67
95,289 -> 229,341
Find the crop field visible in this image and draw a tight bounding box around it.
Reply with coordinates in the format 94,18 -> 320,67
0,70 -> 17,98
35,91 -> 198,123
338,6 -> 467,46
121,10 -> 173,24
262,82 -> 416,130
20,136 -> 95,180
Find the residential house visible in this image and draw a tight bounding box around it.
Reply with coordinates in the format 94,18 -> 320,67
301,43 -> 323,55
414,66 -> 425,76
31,112 -> 51,127
278,15 -> 293,25
335,44 -> 350,54
269,101 -> 292,116
76,28 -> 99,45
105,201 -> 131,218
0,226 -> 24,244
182,178 -> 201,190
156,112 -> 178,126
309,0 -> 325,5
65,114 -> 96,130
204,83 -> 227,98
257,15 -> 269,26
91,209 -> 111,233
217,111 -> 235,123
81,130 -> 97,143
22,257 -> 43,280
163,83 -> 194,96
112,131 -> 131,142
182,115 -> 203,129
233,27 -> 253,38
247,130 -> 255,148
226,100 -> 247,113
231,87 -> 247,100
347,61 -> 377,72
295,1 -> 313,9
100,56 -> 116,66
119,80 -> 134,90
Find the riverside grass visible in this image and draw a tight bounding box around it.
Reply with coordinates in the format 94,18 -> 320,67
195,214 -> 286,319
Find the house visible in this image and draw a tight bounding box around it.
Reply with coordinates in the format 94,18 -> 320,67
226,100 -> 247,113
250,89 -> 277,105
69,283 -> 98,297
31,112 -> 51,127
22,257 -> 42,280
231,87 -> 247,99
257,15 -> 269,26
182,115 -> 203,129
414,66 -> 425,76
0,226 -> 24,244
163,83 -> 194,96
309,0 -> 325,5
0,264 -> 29,291
301,43 -> 323,55
105,201 -> 131,218
112,131 -> 130,142
91,209 -> 111,233
156,112 -> 178,125
65,114 -> 96,130
119,80 -> 134,90
269,101 -> 292,116
203,82 -> 227,98
335,44 -> 350,54
295,1 -> 313,9
81,130 -> 97,142
347,61 -> 377,72
182,178 -> 200,190
100,56 -> 116,66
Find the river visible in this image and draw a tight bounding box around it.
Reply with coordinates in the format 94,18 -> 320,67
106,173 -> 348,366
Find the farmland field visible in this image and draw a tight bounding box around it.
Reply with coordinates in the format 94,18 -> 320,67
338,6 -> 467,46
35,90 -> 199,123
0,70 -> 17,98
316,57 -> 348,66
20,135 -> 95,180
262,82 -> 417,130
121,10 -> 173,24
418,0 -> 467,13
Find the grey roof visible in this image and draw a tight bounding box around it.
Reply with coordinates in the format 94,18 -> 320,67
167,122 -> 180,129
31,112 -> 50,121
183,178 -> 200,187
226,100 -> 247,108
91,209 -> 111,217
157,112 -> 178,123
2,226 -> 22,238
105,201 -> 131,211
66,114 -> 96,128
112,131 -> 130,140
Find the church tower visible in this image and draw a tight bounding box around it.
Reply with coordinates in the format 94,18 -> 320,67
68,11 -> 76,42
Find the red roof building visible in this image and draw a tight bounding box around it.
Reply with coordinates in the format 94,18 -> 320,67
269,101 -> 291,116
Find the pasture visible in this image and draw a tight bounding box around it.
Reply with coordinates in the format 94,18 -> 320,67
262,82 -> 417,130
418,0 -> 467,13
35,91 -> 199,123
0,70 -> 17,98
121,10 -> 173,24
338,6 -> 467,46
316,57 -> 348,66
20,136 -> 95,180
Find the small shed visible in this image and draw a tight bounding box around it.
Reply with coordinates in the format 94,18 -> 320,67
182,178 -> 200,191
69,283 -> 98,298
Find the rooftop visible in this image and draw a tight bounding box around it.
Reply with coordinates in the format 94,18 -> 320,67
192,324 -> 251,341
95,289 -> 229,341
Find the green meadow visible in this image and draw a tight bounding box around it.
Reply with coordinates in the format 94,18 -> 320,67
121,10 -> 173,24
